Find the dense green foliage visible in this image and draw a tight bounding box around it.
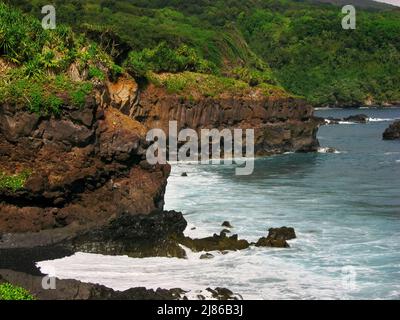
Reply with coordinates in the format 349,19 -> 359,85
4,0 -> 400,106
0,170 -> 30,192
0,283 -> 35,300
0,3 -> 115,114
125,42 -> 217,77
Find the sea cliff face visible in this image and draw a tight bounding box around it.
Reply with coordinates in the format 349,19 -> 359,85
105,76 -> 320,156
0,73 -> 314,298
0,88 -> 169,235
0,73 -> 319,236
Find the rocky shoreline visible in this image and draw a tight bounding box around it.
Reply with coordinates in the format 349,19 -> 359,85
0,73 -> 314,300
0,211 -> 297,300
0,269 -> 242,300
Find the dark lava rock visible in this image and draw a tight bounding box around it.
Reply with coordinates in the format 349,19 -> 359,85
0,102 -> 170,235
180,233 -> 249,252
221,221 -> 233,228
200,253 -> 214,260
221,229 -> 231,235
71,210 -> 188,258
343,114 -> 369,123
255,237 -> 289,248
325,117 -> 340,125
268,227 -> 296,241
383,120 -> 400,140
256,227 -> 296,248
206,287 -> 240,300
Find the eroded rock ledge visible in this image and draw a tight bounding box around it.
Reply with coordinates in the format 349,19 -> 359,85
0,94 -> 169,234
104,76 -> 320,156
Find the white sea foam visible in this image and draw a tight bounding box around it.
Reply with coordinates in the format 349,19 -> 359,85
384,152 -> 400,155
331,118 -> 397,124
318,147 -> 341,154
338,121 -> 357,125
368,117 -> 396,122
37,249 -> 352,300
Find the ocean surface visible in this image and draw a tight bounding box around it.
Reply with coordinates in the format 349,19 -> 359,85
38,108 -> 400,300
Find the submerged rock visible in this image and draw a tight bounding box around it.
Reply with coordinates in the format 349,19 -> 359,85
181,172 -> 188,177
342,114 -> 369,123
200,253 -> 214,260
321,114 -> 369,125
318,147 -> 338,154
180,233 -> 249,252
383,120 -> 400,140
205,287 -> 240,300
325,117 -> 340,125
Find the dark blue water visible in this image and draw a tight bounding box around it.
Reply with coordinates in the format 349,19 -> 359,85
38,108 -> 400,299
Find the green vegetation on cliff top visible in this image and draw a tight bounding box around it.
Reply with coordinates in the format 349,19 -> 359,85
2,0 -> 400,106
0,3 -> 119,114
148,71 -> 290,99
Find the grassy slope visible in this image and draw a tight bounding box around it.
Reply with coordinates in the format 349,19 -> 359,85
5,0 -> 400,106
0,2 -> 284,117
0,2 -> 134,115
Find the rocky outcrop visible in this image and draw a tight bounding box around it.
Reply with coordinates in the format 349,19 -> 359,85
0,90 -> 169,235
343,114 -> 369,124
256,227 -> 297,248
383,120 -> 400,140
103,76 -> 320,156
180,232 -> 250,252
70,210 -> 188,258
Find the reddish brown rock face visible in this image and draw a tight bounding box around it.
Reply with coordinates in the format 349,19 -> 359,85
105,79 -> 320,156
0,95 -> 169,234
0,75 -> 319,236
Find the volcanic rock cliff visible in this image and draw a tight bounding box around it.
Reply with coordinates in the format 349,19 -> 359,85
106,76 -> 320,156
0,87 -> 169,235
0,73 -> 319,250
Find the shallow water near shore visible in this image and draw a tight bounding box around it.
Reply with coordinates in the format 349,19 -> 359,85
38,108 -> 400,299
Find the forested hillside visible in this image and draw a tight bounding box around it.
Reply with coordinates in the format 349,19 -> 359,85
4,0 -> 400,107
308,0 -> 394,10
